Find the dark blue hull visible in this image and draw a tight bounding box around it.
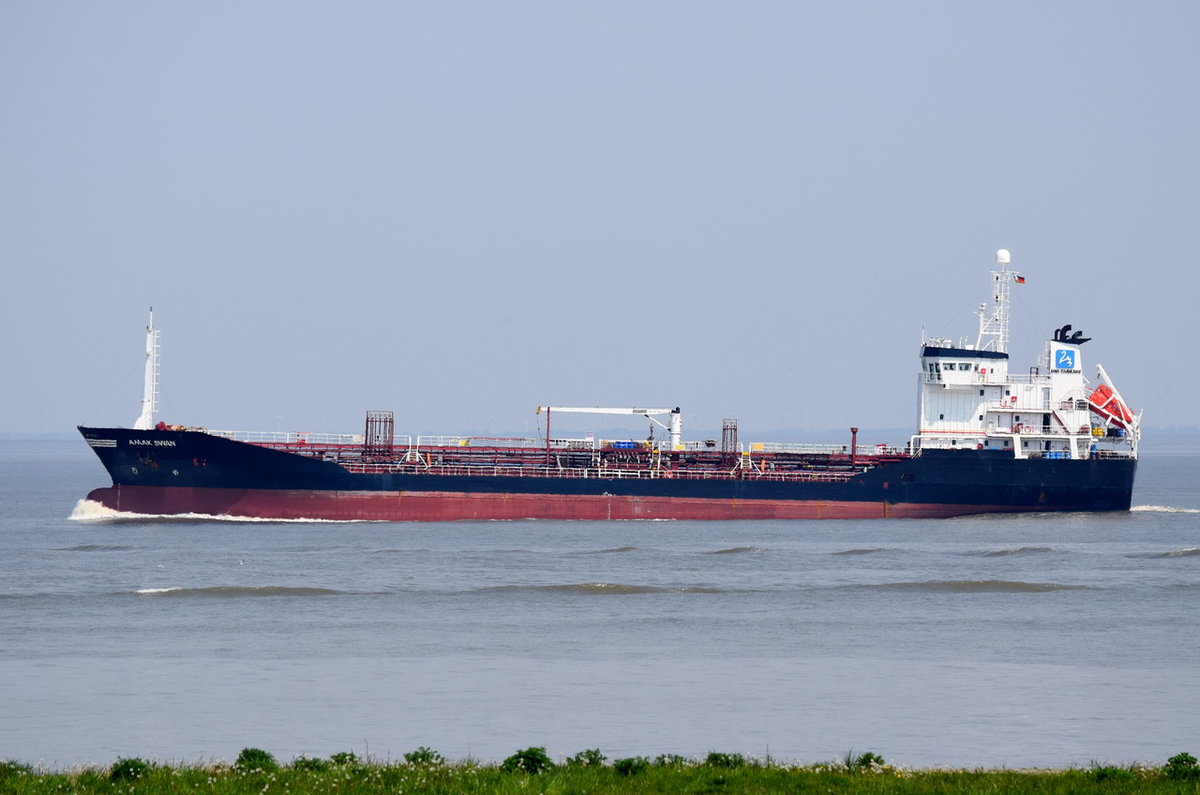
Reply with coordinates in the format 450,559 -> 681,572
78,427 -> 1137,520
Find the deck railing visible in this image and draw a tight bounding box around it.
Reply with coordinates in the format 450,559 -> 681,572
206,426 -> 909,462
335,461 -> 861,483
205,429 -> 378,446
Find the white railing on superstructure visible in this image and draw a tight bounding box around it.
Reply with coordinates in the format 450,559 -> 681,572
923,371 -> 1053,385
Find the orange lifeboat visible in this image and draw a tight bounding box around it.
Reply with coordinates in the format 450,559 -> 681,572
1088,384 -> 1134,429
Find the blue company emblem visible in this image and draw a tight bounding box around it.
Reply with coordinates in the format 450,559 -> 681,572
1054,349 -> 1077,369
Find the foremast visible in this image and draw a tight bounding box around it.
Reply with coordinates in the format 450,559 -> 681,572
132,308 -> 160,430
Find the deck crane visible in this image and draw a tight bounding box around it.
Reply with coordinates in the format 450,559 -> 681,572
536,406 -> 683,451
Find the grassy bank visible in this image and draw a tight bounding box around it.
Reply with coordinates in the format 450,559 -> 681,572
4,748 -> 1199,794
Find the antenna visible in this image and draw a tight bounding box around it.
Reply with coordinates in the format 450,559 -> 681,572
133,307 -> 160,429
975,249 -> 1015,353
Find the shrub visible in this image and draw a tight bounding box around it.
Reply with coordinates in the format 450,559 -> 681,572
501,746 -> 554,774
705,751 -> 746,768
291,756 -> 329,772
1092,765 -> 1134,782
404,747 -> 445,766
234,747 -> 278,772
613,756 -> 650,776
856,751 -> 885,769
567,748 -> 607,768
653,753 -> 688,767
1165,752 -> 1199,780
843,750 -> 885,771
110,758 -> 151,781
330,751 -> 360,766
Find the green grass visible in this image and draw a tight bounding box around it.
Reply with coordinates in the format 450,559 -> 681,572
0,749 -> 1197,794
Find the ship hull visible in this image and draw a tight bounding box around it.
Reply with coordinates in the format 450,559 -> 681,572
79,427 -> 1137,521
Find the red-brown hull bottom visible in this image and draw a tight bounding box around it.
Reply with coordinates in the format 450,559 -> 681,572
85,485 -> 1036,521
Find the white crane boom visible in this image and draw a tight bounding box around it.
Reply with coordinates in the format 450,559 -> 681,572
537,406 -> 674,416
536,406 -> 682,449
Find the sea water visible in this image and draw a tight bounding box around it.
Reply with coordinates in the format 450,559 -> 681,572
2,440 -> 1198,769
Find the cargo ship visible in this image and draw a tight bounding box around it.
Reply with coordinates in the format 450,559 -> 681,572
79,251 -> 1139,520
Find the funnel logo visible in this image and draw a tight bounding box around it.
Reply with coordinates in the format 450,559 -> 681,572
1054,349 -> 1077,370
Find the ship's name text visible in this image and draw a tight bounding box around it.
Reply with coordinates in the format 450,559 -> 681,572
128,439 -> 177,447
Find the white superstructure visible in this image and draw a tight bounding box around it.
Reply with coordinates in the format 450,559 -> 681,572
912,251 -> 1138,460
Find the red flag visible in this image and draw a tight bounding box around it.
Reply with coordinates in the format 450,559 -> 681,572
1014,275 -> 1026,284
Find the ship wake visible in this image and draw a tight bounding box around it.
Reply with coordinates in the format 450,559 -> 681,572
1131,505 -> 1200,514
67,499 -> 381,524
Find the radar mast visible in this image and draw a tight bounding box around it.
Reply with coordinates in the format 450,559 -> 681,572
975,248 -> 1016,353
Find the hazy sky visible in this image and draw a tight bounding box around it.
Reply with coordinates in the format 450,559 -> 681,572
3,2 -> 1197,441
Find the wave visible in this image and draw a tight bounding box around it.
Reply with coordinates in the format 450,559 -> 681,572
477,583 -> 723,595
832,547 -> 887,556
1131,505 -> 1200,514
1128,548 -> 1200,559
706,546 -> 759,555
576,546 -> 639,555
54,544 -> 138,552
130,586 -> 347,598
68,499 -> 381,524
977,546 -> 1054,557
855,579 -> 1092,593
